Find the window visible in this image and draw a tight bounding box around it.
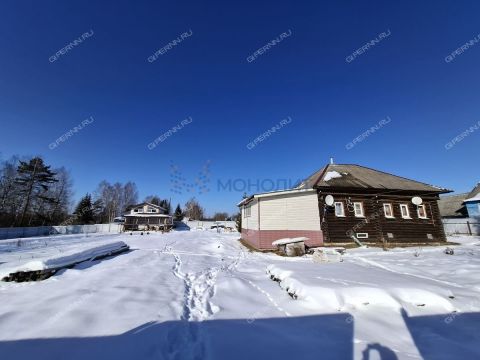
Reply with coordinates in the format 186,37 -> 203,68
353,202 -> 364,217
356,233 -> 369,239
244,206 -> 251,217
383,203 -> 394,218
148,208 -> 157,213
417,204 -> 428,219
134,209 -> 139,213
400,204 -> 410,219
334,202 -> 345,217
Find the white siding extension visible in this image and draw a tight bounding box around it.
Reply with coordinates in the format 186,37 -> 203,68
259,192 -> 320,231
242,199 -> 259,230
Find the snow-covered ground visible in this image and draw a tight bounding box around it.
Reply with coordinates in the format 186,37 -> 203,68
0,234 -> 128,279
0,231 -> 479,359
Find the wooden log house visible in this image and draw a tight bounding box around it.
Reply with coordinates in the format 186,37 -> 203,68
238,163 -> 451,250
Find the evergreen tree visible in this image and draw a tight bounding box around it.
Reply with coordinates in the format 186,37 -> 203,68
235,211 -> 242,232
144,195 -> 162,205
15,157 -> 58,226
174,204 -> 183,221
74,194 -> 95,224
160,199 -> 171,214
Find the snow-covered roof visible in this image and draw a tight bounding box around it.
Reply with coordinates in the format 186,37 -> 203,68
299,164 -> 451,192
464,194 -> 480,203
323,171 -> 342,182
129,202 -> 167,211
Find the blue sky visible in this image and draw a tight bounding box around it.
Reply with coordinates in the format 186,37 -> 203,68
0,0 -> 479,215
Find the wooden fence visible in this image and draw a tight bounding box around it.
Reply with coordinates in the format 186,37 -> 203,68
442,218 -> 480,236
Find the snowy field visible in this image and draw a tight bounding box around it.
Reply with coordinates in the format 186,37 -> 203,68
0,231 -> 479,360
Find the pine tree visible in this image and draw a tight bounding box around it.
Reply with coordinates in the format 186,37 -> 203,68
235,211 -> 242,232
160,199 -> 171,214
15,157 -> 57,226
174,204 -> 183,221
74,194 -> 95,224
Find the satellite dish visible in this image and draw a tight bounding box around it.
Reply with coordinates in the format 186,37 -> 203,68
411,196 -> 423,206
325,195 -> 335,206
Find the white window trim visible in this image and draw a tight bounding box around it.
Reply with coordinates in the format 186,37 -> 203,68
400,204 -> 411,219
244,206 -> 251,218
353,202 -> 364,217
334,202 -> 345,217
417,204 -> 428,219
356,233 -> 369,239
383,203 -> 394,218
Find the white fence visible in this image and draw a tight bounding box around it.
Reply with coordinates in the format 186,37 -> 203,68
442,218 -> 480,236
184,220 -> 237,230
0,224 -> 123,241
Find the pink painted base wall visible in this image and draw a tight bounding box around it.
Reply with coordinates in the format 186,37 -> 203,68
241,228 -> 323,250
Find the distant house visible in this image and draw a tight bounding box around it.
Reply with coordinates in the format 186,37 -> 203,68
464,183 -> 480,217
438,193 -> 469,218
124,202 -> 173,231
238,163 -> 451,250
438,183 -> 480,219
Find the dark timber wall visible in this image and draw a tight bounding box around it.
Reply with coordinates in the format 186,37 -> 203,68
318,190 -> 447,243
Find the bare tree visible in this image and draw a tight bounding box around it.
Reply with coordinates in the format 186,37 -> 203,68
213,212 -> 229,221
123,182 -> 138,210
0,156 -> 21,226
95,180 -> 139,223
184,197 -> 204,220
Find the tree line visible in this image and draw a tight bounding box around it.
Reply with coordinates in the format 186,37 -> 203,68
0,156 -> 72,227
0,155 -> 237,227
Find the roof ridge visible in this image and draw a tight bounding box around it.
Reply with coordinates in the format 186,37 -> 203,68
330,163 -> 448,191
312,163 -> 331,187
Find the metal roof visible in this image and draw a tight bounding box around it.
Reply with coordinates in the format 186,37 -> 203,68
297,164 -> 450,193
466,182 -> 480,199
438,193 -> 468,218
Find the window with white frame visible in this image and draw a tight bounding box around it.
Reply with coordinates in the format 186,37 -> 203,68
417,204 -> 428,219
334,202 -> 345,217
400,204 -> 410,219
353,202 -> 364,217
244,205 -> 251,217
383,203 -> 394,218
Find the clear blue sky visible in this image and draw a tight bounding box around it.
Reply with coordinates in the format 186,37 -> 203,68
0,0 -> 479,215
